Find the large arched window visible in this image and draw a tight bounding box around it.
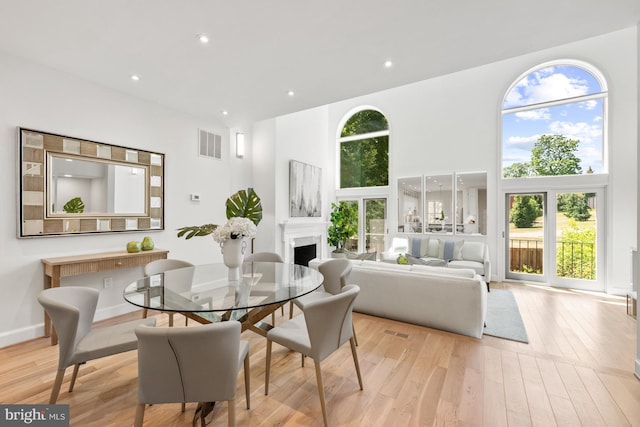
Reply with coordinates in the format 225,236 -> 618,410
338,109 -> 389,188
501,61 -> 607,291
502,62 -> 607,177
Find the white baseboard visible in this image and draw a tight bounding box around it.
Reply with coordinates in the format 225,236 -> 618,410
0,325 -> 44,349
94,302 -> 139,322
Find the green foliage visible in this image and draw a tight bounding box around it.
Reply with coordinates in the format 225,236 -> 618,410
558,193 -> 591,221
503,162 -> 532,178
327,201 -> 359,250
340,136 -> 389,188
340,109 -> 389,188
225,187 -> 263,226
63,197 -> 85,213
340,110 -> 388,137
510,195 -> 542,228
531,134 -> 582,176
177,188 -> 262,239
556,219 -> 596,279
503,134 -> 582,178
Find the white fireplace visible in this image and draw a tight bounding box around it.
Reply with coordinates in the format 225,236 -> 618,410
279,220 -> 328,264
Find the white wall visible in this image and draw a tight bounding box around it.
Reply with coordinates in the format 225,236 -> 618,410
267,27 -> 638,292
635,22 -> 640,381
0,51 -> 250,347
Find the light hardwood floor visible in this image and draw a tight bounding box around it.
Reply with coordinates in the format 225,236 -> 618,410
1,282 -> 638,426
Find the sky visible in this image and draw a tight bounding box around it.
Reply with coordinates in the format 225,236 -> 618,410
502,65 -> 604,174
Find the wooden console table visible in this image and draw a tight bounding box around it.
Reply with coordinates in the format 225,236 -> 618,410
42,248 -> 169,345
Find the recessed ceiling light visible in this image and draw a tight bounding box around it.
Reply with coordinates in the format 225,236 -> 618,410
222,110 -> 229,115
384,60 -> 393,68
287,90 -> 295,97
131,74 -> 140,81
197,34 -> 209,44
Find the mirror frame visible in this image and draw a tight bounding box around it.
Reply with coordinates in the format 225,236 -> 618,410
18,127 -> 165,237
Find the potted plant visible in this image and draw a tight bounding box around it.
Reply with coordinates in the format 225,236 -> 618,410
177,188 -> 263,239
327,201 -> 358,257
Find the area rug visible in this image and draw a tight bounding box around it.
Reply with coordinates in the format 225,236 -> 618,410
483,288 -> 529,343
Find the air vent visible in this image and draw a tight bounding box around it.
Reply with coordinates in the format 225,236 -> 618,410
198,129 -> 222,159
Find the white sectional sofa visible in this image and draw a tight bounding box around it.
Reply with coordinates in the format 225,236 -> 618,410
309,259 -> 487,339
383,236 -> 491,287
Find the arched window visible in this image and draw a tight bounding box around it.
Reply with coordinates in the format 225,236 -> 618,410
338,109 -> 389,188
502,62 -> 607,178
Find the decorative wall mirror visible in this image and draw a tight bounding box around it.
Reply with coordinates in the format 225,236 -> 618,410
455,171 -> 487,235
397,176 -> 422,233
18,128 -> 164,237
425,174 -> 453,233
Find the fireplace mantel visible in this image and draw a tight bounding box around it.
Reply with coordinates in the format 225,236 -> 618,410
279,220 -> 329,264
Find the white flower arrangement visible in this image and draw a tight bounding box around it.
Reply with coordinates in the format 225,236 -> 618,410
212,217 -> 257,243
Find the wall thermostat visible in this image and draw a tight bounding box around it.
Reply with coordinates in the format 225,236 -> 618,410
191,193 -> 201,201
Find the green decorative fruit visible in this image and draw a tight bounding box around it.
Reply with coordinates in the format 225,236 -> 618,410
126,241 -> 141,253
141,236 -> 154,251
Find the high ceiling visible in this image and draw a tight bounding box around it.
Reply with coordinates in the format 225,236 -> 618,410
0,1 -> 638,128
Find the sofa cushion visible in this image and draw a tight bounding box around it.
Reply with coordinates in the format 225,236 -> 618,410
360,260 -> 411,272
443,240 -> 464,261
461,241 -> 485,262
426,238 -> 442,258
448,260 -> 484,276
408,237 -> 429,257
405,254 -> 446,267
410,264 -> 476,278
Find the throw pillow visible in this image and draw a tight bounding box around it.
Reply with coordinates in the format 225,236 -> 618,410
405,254 -> 430,266
426,238 -> 442,258
461,241 -> 485,262
408,237 -> 429,257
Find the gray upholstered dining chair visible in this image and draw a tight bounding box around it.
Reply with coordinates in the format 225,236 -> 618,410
265,285 -> 362,427
134,321 -> 250,427
244,252 -> 284,323
38,286 -> 156,404
290,258 -> 358,345
244,252 -> 283,263
142,259 -> 194,326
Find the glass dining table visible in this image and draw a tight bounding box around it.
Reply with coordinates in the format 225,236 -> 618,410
123,261 -> 324,336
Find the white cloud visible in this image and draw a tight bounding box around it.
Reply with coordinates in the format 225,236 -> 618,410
579,100 -> 598,110
504,67 -> 590,108
515,109 -> 550,121
548,121 -> 602,144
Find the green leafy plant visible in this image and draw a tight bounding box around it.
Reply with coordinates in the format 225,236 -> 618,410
177,188 -> 262,239
327,201 -> 358,251
63,197 -> 85,213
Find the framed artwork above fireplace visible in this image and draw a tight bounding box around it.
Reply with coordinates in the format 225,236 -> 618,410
289,160 -> 321,217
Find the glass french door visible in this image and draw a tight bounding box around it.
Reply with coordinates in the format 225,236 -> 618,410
339,197 -> 387,259
505,189 -> 603,290
506,193 -> 546,282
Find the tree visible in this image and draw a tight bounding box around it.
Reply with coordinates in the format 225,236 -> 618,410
327,201 -> 358,251
510,195 -> 542,228
530,134 -> 582,176
340,109 -> 389,188
556,219 -> 596,279
503,162 -> 532,178
558,193 -> 591,221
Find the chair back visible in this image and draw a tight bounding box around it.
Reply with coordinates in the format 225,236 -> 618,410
318,259 -> 352,294
303,284 -> 359,361
38,287 -> 99,369
244,252 -> 283,263
143,259 -> 193,276
135,321 -> 242,404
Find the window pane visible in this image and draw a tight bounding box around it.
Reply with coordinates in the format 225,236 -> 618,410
340,109 -> 388,137
503,65 -> 602,110
555,192 -> 596,280
502,99 -> 603,177
508,193 -> 545,276
365,198 -> 386,259
340,136 -> 389,188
